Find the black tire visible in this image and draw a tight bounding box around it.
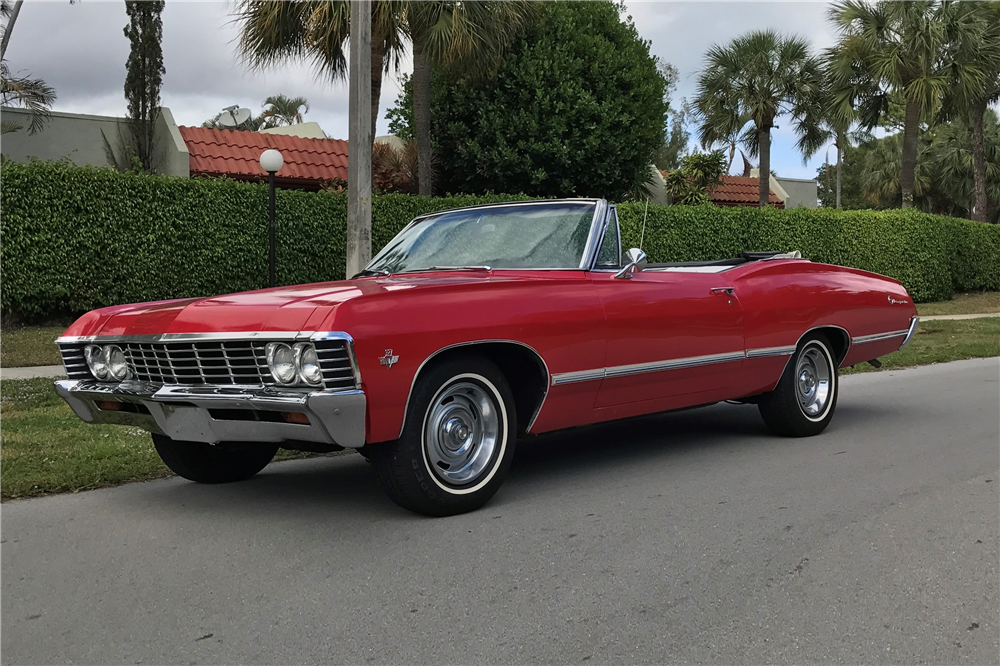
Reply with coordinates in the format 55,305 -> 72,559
369,354 -> 517,516
758,334 -> 839,437
152,434 -> 278,484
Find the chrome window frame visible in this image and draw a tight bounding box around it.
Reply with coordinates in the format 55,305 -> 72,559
362,199 -> 608,274
589,204 -> 622,271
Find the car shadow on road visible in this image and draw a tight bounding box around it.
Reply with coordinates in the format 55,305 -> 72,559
135,400 -> 889,519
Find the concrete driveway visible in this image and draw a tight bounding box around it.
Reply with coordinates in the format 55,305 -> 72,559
2,358 -> 998,664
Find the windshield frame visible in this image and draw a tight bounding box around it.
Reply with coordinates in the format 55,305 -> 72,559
362,199 -> 610,274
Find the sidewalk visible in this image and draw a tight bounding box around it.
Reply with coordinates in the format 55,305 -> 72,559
919,312 -> 1000,322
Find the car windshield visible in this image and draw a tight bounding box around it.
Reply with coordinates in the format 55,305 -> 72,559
363,202 -> 597,274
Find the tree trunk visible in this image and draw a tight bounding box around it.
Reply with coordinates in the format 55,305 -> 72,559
412,39 -> 433,196
1,0 -> 24,60
757,124 -> 771,207
370,38 -> 384,142
970,102 -> 989,223
836,140 -> 842,209
900,100 -> 920,209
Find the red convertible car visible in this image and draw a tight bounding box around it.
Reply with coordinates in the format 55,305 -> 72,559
55,199 -> 919,515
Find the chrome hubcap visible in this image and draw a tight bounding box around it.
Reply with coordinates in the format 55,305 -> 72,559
795,346 -> 832,418
424,381 -> 500,485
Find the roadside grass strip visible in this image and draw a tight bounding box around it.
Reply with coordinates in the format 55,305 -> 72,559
916,290 -> 1000,317
0,326 -> 67,368
842,317 -> 1000,374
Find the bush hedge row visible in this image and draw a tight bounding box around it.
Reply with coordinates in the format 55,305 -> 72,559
2,161 -> 998,321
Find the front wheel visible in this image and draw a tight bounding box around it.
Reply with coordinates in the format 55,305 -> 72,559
758,334 -> 839,437
369,355 -> 517,516
152,434 -> 278,483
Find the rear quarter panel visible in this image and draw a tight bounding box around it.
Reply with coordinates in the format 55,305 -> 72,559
729,259 -> 917,397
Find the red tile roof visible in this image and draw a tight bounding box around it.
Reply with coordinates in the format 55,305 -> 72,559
659,172 -> 784,208
178,126 -> 348,189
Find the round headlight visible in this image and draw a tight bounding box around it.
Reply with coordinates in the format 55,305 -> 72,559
84,344 -> 109,380
105,345 -> 129,380
266,343 -> 297,385
295,343 -> 323,386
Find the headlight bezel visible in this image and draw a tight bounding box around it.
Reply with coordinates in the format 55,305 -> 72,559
105,344 -> 129,381
83,344 -> 110,380
266,342 -> 298,385
294,342 -> 323,386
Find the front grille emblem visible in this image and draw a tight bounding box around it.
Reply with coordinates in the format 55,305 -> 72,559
379,349 -> 400,369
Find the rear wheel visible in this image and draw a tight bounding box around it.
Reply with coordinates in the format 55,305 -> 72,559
758,334 -> 839,437
369,355 -> 517,516
152,434 -> 278,483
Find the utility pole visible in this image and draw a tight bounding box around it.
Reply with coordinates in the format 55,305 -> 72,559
346,0 -> 372,279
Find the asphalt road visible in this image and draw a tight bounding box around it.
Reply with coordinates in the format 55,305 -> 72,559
3,358 -> 998,665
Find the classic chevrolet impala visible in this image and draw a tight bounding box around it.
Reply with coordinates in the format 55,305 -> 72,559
55,199 -> 919,515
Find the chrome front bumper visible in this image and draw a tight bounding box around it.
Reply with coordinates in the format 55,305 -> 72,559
54,380 -> 366,448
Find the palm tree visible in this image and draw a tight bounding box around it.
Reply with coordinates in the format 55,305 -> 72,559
695,30 -> 826,207
234,1 -> 406,140
1,0 -> 55,134
261,94 -> 310,127
826,1 -> 965,210
938,1 -> 1000,223
404,1 -> 534,195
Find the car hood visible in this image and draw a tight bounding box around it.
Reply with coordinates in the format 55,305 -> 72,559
68,273 -> 518,338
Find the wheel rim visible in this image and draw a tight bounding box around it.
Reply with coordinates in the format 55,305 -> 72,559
424,380 -> 500,486
795,345 -> 832,419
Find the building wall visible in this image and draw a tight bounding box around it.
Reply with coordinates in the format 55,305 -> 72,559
1,106 -> 189,177
775,177 -> 818,209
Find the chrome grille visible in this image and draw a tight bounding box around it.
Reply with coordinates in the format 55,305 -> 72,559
59,345 -> 92,380
57,338 -> 358,390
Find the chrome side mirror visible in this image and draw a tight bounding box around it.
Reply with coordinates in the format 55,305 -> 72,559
614,248 -> 648,279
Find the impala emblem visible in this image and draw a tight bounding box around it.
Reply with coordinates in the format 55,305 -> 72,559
379,349 -> 399,369
887,295 -> 909,306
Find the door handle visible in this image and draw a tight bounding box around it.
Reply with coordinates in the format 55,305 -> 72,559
710,287 -> 735,295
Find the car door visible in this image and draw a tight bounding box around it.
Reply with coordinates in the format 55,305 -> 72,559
588,210 -> 745,409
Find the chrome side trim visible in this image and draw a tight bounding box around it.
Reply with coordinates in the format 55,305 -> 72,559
550,350 -> 745,386
851,329 -> 909,345
899,316 -> 920,350
745,345 -> 797,359
399,339 -> 551,437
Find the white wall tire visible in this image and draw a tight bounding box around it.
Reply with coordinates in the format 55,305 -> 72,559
369,355 -> 517,516
758,335 -> 839,437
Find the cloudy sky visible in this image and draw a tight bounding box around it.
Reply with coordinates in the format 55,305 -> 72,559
4,1 -> 840,179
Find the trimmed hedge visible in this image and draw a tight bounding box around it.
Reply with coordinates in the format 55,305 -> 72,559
2,161 -> 998,321
617,203 -> 1000,303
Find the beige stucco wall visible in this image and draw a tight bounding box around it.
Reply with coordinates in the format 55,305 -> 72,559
0,106 -> 189,177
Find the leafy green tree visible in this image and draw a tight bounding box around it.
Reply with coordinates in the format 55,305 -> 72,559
234,1 -> 406,140
386,1 -> 668,199
826,1 -> 971,210
261,94 -> 309,127
938,1 -> 1000,222
816,143 -> 871,210
695,30 -> 826,208
664,150 -> 727,206
123,0 -> 165,172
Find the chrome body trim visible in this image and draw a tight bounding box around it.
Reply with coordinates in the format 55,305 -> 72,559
851,329 -> 909,345
398,339 -> 551,437
54,379 -> 366,448
899,316 -> 920,350
580,199 -> 611,270
550,350 -> 745,386
745,345 -> 797,359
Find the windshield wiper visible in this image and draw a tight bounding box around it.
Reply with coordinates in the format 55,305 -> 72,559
396,265 -> 493,274
352,268 -> 392,278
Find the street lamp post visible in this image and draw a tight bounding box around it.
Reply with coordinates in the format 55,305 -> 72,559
259,149 -> 284,288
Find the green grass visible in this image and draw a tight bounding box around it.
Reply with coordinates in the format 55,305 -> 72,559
0,326 -> 65,367
917,291 -> 1000,316
2,318 -> 996,501
0,378 -> 331,500
841,317 -> 999,374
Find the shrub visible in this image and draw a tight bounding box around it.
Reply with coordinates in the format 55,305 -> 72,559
2,162 -> 998,321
